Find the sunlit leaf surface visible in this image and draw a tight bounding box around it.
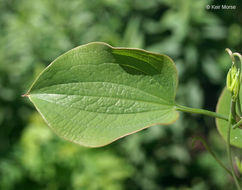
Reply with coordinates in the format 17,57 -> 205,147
27,42 -> 179,147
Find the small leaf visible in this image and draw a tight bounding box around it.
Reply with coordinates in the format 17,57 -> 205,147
27,42 -> 179,147
216,88 -> 242,148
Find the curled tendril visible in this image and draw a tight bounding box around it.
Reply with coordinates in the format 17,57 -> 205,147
226,48 -> 235,64
233,52 -> 242,82
233,52 -> 242,66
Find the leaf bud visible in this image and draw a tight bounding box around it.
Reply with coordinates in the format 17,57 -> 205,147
232,72 -> 240,100
226,64 -> 240,100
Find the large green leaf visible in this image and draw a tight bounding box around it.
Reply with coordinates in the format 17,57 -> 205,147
26,42 -> 179,147
216,88 -> 242,148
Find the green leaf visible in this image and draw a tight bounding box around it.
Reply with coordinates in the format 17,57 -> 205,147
216,88 -> 242,148
26,42 -> 179,147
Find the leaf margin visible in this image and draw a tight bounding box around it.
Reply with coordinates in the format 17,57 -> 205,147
25,41 -> 179,147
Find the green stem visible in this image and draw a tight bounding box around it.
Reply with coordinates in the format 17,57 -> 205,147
237,97 -> 242,117
175,104 -> 228,121
227,100 -> 241,190
232,99 -> 237,120
233,119 -> 242,129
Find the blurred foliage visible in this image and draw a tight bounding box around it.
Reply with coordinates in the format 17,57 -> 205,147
0,113 -> 133,190
0,0 -> 241,189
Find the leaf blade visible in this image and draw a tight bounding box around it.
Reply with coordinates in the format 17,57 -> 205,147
28,42 -> 179,147
216,88 -> 242,148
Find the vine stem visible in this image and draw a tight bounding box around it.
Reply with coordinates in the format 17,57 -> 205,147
192,136 -> 232,176
237,97 -> 242,116
175,104 -> 228,121
227,100 -> 241,190
233,119 -> 242,129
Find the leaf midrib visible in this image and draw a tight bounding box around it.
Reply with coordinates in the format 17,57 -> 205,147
30,81 -> 173,105
30,93 -> 174,115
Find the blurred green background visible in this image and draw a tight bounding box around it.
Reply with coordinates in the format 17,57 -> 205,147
0,0 -> 241,189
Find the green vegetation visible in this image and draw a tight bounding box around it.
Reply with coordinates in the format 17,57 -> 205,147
0,0 -> 241,189
216,88 -> 242,148
26,42 -> 179,147
25,43 -> 242,189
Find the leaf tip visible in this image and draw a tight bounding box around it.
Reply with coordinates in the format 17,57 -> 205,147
22,93 -> 29,98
